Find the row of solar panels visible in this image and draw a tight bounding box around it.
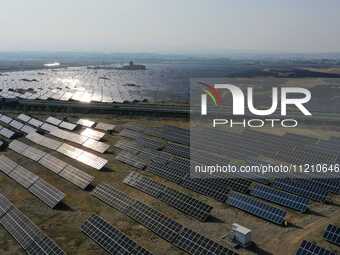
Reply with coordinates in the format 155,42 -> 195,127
124,171 -> 213,221
17,114 -> 110,153
8,140 -> 94,189
0,193 -> 65,254
0,155 -> 65,208
91,184 -> 238,255
295,224 -> 340,254
81,215 -> 153,255
24,132 -> 108,170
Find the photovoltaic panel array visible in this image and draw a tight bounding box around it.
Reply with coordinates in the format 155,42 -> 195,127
324,224 -> 340,246
226,192 -> 287,225
271,179 -> 328,202
95,122 -> 115,132
123,172 -> 213,221
250,184 -> 309,213
0,155 -> 65,208
115,151 -> 146,170
77,119 -> 95,128
8,140 -> 94,189
295,240 -> 336,255
0,193 -> 65,255
92,184 -> 238,255
81,215 -> 153,255
46,116 -> 77,131
24,132 -> 108,170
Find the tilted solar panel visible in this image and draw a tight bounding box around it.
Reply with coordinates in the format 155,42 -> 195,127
59,165 -> 94,190
46,116 -> 63,126
0,203 -> 65,254
295,240 -> 336,255
81,128 -> 105,141
0,155 -> 18,175
81,215 -> 153,255
39,153 -> 67,174
250,184 -> 309,213
17,114 -> 31,123
324,224 -> 340,246
59,121 -> 77,131
77,119 -> 95,128
226,192 -> 287,225
0,193 -> 12,217
9,165 -> 39,189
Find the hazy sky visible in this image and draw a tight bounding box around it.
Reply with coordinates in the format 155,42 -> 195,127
1,0 -> 340,53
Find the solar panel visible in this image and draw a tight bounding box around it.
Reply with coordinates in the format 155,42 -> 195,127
0,155 -> 18,174
115,151 -> 146,170
9,120 -> 24,130
20,125 -> 37,134
92,184 -> 135,213
295,240 -> 336,255
77,119 -> 95,128
9,165 -> 40,188
226,192 -> 287,225
173,228 -> 238,255
271,179 -> 328,202
28,178 -> 65,208
28,118 -> 43,128
0,127 -> 16,139
81,128 -> 105,141
82,139 -> 110,153
39,154 -> 67,174
124,172 -> 213,221
40,123 -> 58,132
250,184 -> 309,213
95,122 -> 115,132
324,224 -> 340,246
22,145 -> 47,161
0,115 -> 13,124
127,201 -> 183,242
0,203 -> 65,254
17,114 -> 31,123
59,121 -> 77,131
9,140 -> 29,154
59,165 -> 94,190
46,116 -> 63,126
0,193 -> 12,217
81,215 -> 153,255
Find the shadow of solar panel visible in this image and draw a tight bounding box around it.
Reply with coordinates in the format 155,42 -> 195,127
81,215 -> 153,255
9,165 -> 39,189
226,192 -> 287,225
0,206 -> 65,254
92,184 -> 135,213
271,179 -> 328,202
115,151 -> 146,170
173,228 -> 238,255
0,194 -> 11,217
39,154 -> 67,174
295,240 -> 336,255
28,179 -> 65,208
250,184 -> 309,213
127,201 -> 183,243
324,224 -> 340,246
0,155 -> 18,175
181,178 -> 229,202
59,165 -> 94,190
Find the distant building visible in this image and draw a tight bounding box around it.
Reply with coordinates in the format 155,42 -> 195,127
115,61 -> 146,70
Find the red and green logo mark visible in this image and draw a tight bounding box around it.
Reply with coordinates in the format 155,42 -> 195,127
199,81 -> 222,106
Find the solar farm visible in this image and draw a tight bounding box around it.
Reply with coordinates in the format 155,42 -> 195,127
0,112 -> 340,255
